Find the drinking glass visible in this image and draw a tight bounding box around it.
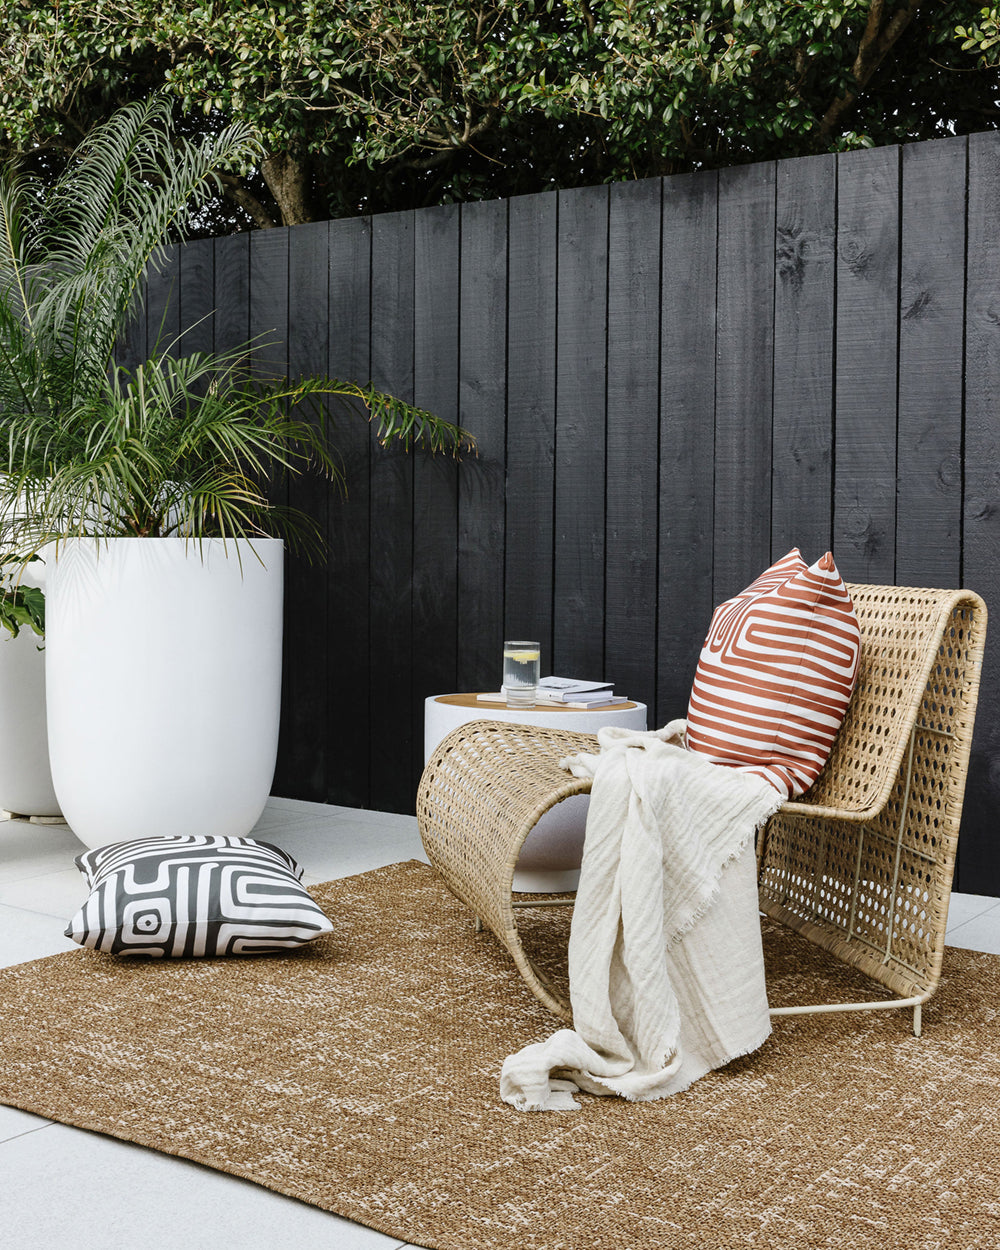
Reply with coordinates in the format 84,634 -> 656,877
502,641 -> 540,707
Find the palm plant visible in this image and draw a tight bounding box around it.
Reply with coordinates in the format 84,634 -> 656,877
0,556 -> 44,639
0,95 -> 473,560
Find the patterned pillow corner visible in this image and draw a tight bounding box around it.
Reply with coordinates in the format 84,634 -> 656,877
686,548 -> 861,800
65,834 -> 333,957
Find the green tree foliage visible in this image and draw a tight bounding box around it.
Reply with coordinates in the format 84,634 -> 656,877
2,1 -> 997,230
958,7 -> 1000,62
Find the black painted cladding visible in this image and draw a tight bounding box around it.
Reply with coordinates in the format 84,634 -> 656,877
149,132 -> 1000,896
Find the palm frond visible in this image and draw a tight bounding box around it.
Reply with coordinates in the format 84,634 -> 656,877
0,171 -> 35,330
352,381 -> 476,456
16,96 -> 261,384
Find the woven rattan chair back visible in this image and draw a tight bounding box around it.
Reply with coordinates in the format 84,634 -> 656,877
758,585 -> 987,1008
417,584 -> 987,1025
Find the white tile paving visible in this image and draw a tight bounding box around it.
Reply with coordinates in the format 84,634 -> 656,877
943,901 -> 1000,955
944,891 -> 1000,931
0,799 -> 998,1250
0,817 -> 82,886
0,899 -> 80,965
0,1106 -> 51,1138
0,1124 -> 408,1250
0,865 -> 88,917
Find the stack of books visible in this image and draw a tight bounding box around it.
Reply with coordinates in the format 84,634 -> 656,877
478,677 -> 627,709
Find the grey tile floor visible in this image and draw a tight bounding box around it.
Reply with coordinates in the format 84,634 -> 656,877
2,801 -> 1000,1250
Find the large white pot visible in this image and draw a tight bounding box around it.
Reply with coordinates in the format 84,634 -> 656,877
46,538 -> 283,850
0,554 -> 61,816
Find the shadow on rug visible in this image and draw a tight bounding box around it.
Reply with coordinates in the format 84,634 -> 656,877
1,860 -> 998,1250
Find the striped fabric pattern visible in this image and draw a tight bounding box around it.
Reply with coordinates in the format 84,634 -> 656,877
66,835 -> 333,957
685,549 -> 861,799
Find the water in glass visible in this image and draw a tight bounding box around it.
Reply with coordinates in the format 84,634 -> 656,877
503,641 -> 540,707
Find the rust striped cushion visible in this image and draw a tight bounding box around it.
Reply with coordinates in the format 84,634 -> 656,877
685,549 -> 861,799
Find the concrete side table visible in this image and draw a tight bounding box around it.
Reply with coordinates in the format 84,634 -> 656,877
424,693 -> 648,892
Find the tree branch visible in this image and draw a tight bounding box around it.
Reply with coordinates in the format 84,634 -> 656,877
579,0 -> 597,37
260,150 -> 313,226
816,0 -> 923,142
217,173 -> 277,229
395,106 -> 500,170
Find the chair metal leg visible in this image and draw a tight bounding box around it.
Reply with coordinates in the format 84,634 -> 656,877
769,992 -> 929,1034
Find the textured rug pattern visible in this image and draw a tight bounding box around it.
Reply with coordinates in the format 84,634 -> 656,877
1,860 -> 998,1250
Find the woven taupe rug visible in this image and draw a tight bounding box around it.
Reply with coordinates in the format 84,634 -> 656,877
1,860 -> 998,1250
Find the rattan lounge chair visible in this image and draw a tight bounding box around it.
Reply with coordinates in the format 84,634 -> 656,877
417,585 -> 987,1036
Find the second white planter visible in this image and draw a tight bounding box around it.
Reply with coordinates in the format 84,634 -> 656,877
0,554 -> 60,817
46,538 -> 284,851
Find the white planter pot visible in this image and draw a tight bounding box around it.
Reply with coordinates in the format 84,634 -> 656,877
46,538 -> 283,850
0,553 -> 61,816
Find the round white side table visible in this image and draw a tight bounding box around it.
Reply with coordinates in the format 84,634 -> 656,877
424,694 -> 648,892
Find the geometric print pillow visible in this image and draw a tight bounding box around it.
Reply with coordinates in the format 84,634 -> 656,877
685,549 -> 862,800
65,835 -> 334,957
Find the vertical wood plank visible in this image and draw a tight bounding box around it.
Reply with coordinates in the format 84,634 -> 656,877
833,145 -> 899,584
714,163 -> 776,601
213,233 -> 250,356
248,228 -> 289,383
247,228 -> 291,793
457,199 -> 508,693
283,221 -> 332,803
506,193 -> 558,668
369,210 -> 415,814
413,205 -> 460,788
554,184 -> 608,677
896,137 -> 966,586
115,276 -> 148,373
606,178 -> 660,710
145,244 -> 181,357
959,130 -> 1000,896
178,237 -> 215,356
658,170 -> 718,723
772,153 -> 836,561
325,216 -> 373,809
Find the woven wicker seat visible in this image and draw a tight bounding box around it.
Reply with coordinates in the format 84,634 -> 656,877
417,585 -> 987,1033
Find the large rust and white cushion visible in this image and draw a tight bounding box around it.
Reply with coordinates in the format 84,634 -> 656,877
685,549 -> 861,799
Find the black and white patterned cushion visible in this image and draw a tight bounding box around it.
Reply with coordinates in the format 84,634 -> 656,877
65,835 -> 333,957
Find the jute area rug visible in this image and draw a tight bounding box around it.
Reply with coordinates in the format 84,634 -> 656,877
1,861 -> 998,1250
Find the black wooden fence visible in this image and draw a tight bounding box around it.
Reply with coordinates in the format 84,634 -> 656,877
134,131 -> 1000,896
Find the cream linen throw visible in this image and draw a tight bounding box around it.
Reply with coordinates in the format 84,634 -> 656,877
500,722 -> 783,1112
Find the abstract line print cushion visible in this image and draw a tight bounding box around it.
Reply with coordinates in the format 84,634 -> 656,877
685,549 -> 861,799
65,835 -> 334,956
